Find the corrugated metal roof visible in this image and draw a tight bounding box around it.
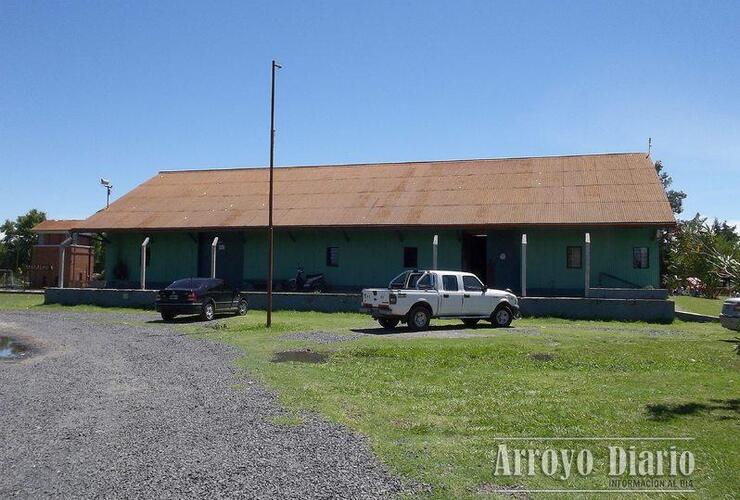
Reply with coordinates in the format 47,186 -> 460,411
32,220 -> 84,233
75,153 -> 676,231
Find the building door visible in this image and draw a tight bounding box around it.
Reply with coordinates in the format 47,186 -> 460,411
461,233 -> 487,283
198,233 -> 244,287
488,230 -> 521,293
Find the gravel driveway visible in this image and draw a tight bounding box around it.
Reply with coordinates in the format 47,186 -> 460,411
0,310 -> 404,498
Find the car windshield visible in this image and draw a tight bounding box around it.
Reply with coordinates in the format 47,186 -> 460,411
167,278 -> 213,289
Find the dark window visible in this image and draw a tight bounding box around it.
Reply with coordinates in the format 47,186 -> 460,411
633,247 -> 649,269
462,275 -> 484,291
408,272 -> 423,288
168,278 -> 211,289
416,273 -> 435,289
389,271 -> 409,289
326,246 -> 339,267
403,247 -> 418,268
442,275 -> 459,291
566,246 -> 582,269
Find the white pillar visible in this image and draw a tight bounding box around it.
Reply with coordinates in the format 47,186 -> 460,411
57,237 -> 72,288
584,232 -> 591,297
432,234 -> 438,269
521,233 -> 527,297
210,237 -> 219,278
140,237 -> 150,290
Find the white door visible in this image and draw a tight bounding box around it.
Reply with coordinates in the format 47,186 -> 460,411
462,275 -> 490,316
438,274 -> 464,316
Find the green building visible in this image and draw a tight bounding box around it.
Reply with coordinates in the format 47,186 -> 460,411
76,153 -> 675,296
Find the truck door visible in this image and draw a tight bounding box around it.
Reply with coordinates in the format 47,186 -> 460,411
438,274 -> 464,316
462,275 -> 490,316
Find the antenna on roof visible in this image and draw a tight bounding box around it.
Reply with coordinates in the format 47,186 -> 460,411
646,137 -> 652,158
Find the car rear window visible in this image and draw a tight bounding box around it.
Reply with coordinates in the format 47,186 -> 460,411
167,278 -> 213,289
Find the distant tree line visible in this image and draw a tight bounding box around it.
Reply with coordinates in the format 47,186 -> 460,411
0,209 -> 46,272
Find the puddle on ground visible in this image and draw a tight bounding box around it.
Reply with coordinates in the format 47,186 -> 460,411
0,336 -> 30,360
271,349 -> 328,364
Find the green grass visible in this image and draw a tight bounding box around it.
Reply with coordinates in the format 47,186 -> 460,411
671,295 -> 726,317
192,310 -> 739,498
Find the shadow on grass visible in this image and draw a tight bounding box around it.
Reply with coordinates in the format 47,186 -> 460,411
646,399 -> 740,421
351,323 -> 499,335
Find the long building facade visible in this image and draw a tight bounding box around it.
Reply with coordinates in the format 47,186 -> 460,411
75,153 -> 674,295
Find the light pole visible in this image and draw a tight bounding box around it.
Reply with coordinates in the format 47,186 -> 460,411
266,59 -> 281,328
100,178 -> 113,208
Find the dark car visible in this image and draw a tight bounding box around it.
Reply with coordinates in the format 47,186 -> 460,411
155,278 -> 248,321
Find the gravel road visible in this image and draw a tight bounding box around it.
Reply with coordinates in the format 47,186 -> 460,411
0,310 -> 404,498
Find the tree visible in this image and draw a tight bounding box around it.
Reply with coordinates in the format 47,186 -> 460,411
666,214 -> 740,297
654,160 -> 687,215
0,209 -> 46,271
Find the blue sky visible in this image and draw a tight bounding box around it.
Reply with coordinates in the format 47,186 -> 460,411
1,0 -> 738,226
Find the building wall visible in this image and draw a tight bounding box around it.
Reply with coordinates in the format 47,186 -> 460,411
30,245 -> 93,288
525,227 -> 659,295
242,229 -> 461,288
102,226 -> 660,293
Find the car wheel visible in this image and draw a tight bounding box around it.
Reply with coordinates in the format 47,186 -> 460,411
378,318 -> 399,330
491,305 -> 513,328
407,305 -> 431,331
462,318 -> 479,328
161,312 -> 175,322
235,298 -> 248,316
200,301 -> 215,321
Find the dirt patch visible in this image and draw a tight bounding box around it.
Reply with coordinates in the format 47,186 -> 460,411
271,349 -> 328,363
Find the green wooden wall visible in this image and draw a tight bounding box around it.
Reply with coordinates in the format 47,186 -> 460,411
104,227 -> 660,292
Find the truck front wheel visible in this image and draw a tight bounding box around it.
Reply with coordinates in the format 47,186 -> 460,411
407,305 -> 431,331
491,305 -> 513,328
378,318 -> 399,330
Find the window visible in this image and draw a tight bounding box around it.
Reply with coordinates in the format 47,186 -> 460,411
442,275 -> 459,291
326,246 -> 339,267
566,246 -> 582,269
633,247 -> 649,269
403,247 -> 418,268
463,275 -> 484,292
416,273 -> 435,289
407,272 -> 423,288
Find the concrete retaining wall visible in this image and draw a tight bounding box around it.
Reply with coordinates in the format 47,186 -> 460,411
519,297 -> 674,323
674,310 -> 719,323
45,288 -> 158,308
44,288 -> 360,313
588,288 -> 668,300
45,287 -> 675,322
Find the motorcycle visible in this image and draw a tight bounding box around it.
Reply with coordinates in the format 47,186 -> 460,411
287,266 -> 325,292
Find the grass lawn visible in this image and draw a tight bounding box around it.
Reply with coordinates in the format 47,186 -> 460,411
193,311 -> 739,498
2,294 -> 737,497
671,295 -> 727,317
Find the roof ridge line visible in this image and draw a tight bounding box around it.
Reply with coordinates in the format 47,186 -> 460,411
158,151 -> 648,174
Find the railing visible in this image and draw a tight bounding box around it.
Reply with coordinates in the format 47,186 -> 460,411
597,272 -> 641,289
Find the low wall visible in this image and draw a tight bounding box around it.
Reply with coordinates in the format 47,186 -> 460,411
44,288 -> 360,313
45,288 -> 158,308
519,297 -> 674,323
674,310 -> 719,323
588,288 -> 668,300
45,288 -> 675,322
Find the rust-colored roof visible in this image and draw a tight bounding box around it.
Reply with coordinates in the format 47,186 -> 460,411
75,153 -> 676,231
32,219 -> 85,233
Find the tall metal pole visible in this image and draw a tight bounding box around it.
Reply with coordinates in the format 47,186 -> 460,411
267,60 -> 281,327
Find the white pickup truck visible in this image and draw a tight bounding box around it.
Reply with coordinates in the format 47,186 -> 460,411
361,270 -> 519,330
